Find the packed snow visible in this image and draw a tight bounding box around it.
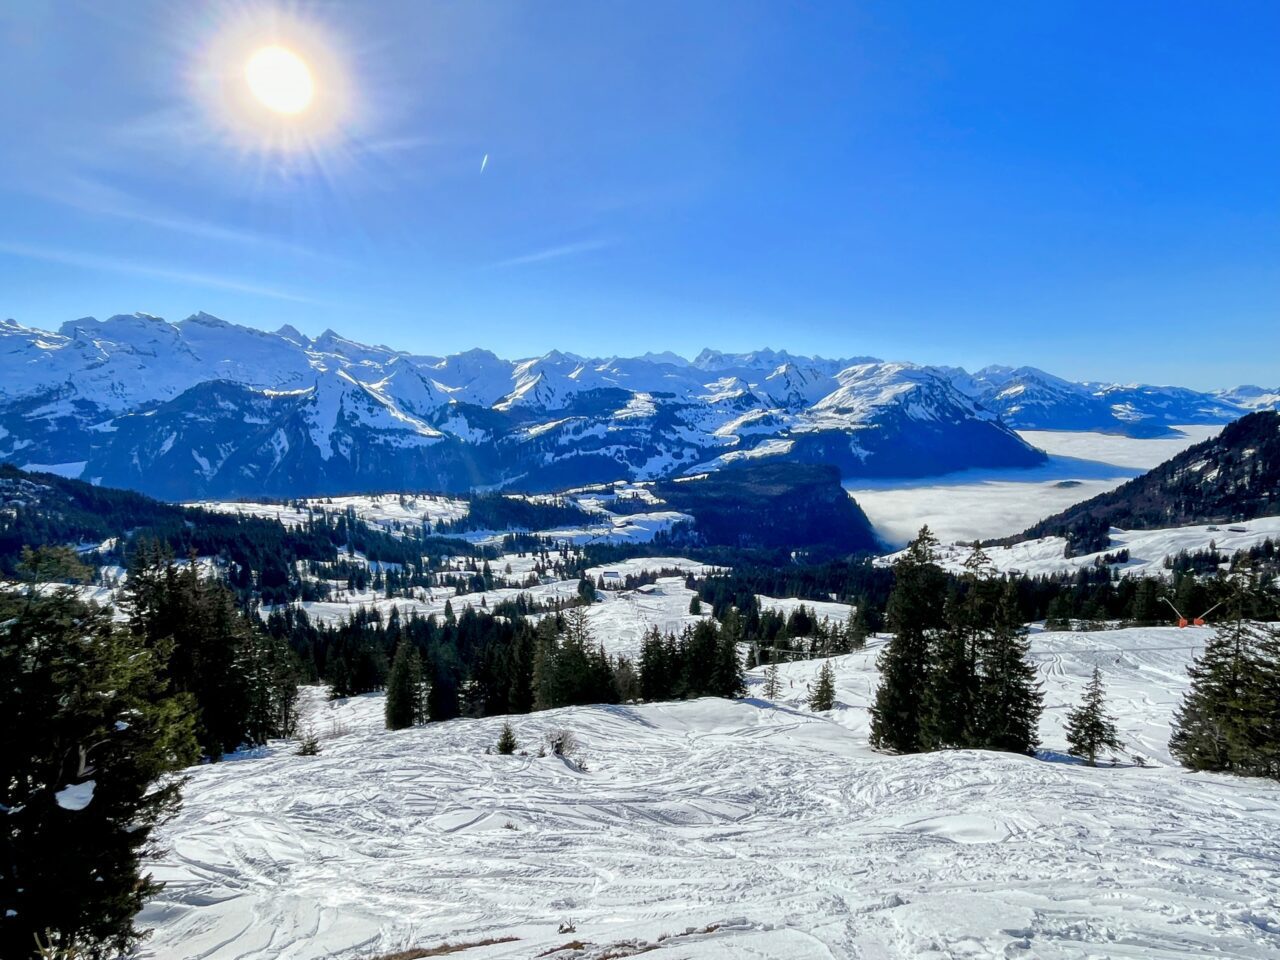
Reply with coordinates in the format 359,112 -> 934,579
138,625 -> 1280,960
847,425 -> 1223,547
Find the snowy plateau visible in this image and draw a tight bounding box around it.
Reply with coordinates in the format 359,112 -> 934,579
140,622 -> 1280,960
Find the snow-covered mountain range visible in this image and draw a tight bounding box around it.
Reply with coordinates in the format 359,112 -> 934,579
0,312 -> 1271,500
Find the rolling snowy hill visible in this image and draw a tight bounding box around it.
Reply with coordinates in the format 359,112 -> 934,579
136,626 -> 1280,960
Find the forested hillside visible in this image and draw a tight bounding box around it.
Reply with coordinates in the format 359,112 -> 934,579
1007,411 -> 1280,554
0,463 -> 475,582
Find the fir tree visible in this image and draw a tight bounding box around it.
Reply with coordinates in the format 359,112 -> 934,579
762,660 -> 782,700
638,626 -> 671,701
689,594 -> 703,615
125,547 -> 297,759
1170,570 -> 1273,774
870,526 -> 947,753
808,660 -> 836,711
845,603 -> 870,650
496,721 -> 518,755
971,581 -> 1044,755
385,641 -> 425,730
1247,619 -> 1280,779
921,545 -> 994,750
710,610 -> 745,698
1064,667 -> 1123,765
0,585 -> 197,959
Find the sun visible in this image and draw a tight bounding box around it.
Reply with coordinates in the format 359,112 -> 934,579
245,45 -> 314,115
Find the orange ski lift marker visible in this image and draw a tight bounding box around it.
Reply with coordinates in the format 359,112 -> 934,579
1162,596 -> 1223,628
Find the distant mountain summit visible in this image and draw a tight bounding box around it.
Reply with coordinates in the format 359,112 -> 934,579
0,312 -> 1267,500
956,365 -> 1247,437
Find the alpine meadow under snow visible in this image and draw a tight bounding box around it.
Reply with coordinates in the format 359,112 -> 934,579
138,627 -> 1280,960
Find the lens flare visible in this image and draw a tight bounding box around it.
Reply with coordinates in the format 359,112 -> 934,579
192,5 -> 357,160
245,45 -> 314,115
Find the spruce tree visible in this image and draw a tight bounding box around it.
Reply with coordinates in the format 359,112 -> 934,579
919,589 -> 973,750
638,626 -> 671,701
808,660 -> 836,711
762,660 -> 782,700
870,526 -> 947,753
1064,667 -> 1123,765
922,545 -> 995,750
972,581 -> 1044,755
125,548 -> 296,759
846,604 -> 870,650
1247,619 -> 1280,779
711,610 -> 745,698
496,721 -> 518,755
385,641 -> 424,730
1170,571 -> 1271,774
0,585 -> 197,958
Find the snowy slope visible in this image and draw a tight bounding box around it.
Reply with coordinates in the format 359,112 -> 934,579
907,516 -> 1280,579
138,626 -> 1280,960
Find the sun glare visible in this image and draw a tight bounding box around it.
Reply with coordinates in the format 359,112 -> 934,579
245,45 -> 314,114
193,8 -> 356,158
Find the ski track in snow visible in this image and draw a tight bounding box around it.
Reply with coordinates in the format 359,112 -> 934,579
139,626 -> 1280,960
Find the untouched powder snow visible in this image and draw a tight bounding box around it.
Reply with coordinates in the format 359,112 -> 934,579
138,625 -> 1280,959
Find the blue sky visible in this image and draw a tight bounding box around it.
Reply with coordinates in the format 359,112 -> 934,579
1,1 -> 1276,388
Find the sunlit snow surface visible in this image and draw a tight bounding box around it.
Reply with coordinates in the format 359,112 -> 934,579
847,425 -> 1223,547
139,626 -> 1280,960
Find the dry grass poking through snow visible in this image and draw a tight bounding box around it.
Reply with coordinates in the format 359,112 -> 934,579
370,936 -> 519,959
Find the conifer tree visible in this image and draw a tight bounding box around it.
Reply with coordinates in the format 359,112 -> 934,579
1247,620 -> 1280,779
808,659 -> 836,711
711,609 -> 745,698
971,581 -> 1044,755
762,659 -> 782,700
638,626 -> 671,701
1064,667 -> 1123,765
921,545 -> 993,750
496,721 -> 518,755
0,584 -> 197,958
846,603 -> 870,650
385,641 -> 425,730
1170,570 -> 1274,774
870,526 -> 947,753
920,589 -> 973,750
125,546 -> 297,759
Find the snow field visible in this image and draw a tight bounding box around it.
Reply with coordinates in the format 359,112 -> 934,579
139,625 -> 1280,959
910,516 -> 1280,580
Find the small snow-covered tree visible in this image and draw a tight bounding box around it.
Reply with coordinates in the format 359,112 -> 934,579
1064,667 -> 1123,765
808,660 -> 836,712
496,721 -> 518,755
762,660 -> 782,700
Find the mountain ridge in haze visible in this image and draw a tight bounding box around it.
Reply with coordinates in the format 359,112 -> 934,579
1,312 -> 1271,500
